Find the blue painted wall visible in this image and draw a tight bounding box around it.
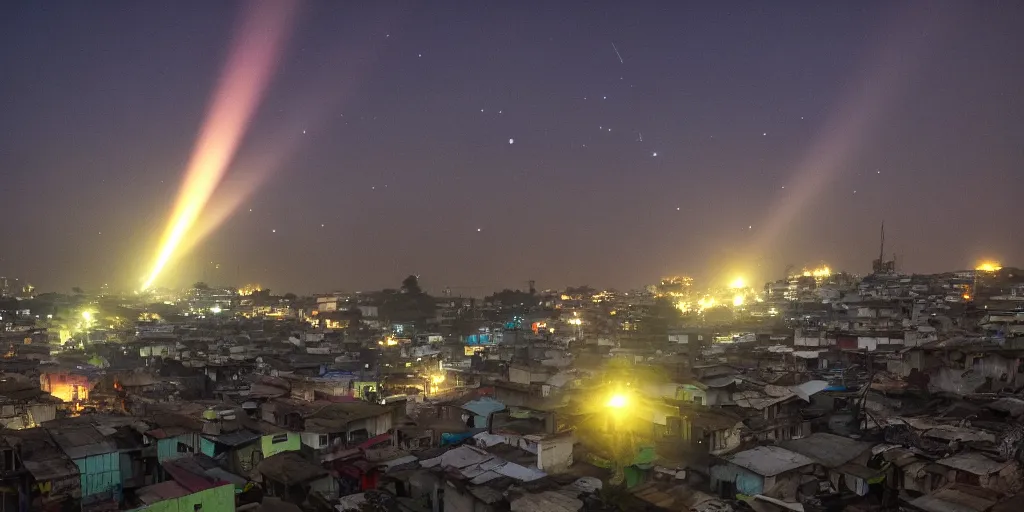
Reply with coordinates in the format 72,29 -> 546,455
74,452 -> 122,503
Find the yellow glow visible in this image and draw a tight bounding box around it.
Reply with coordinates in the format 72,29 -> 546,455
729,277 -> 746,289
962,294 -> 971,300
976,262 -> 1002,272
732,294 -> 745,307
238,284 -> 263,296
430,374 -> 446,385
140,3 -> 294,290
607,394 -> 627,408
385,336 -> 398,346
81,311 -> 92,321
799,265 -> 832,279
697,296 -> 716,310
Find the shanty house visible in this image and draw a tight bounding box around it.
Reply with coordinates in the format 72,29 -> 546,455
43,421 -> 121,508
710,445 -> 814,499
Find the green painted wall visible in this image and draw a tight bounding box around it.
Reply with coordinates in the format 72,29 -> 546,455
132,483 -> 235,512
260,432 -> 300,458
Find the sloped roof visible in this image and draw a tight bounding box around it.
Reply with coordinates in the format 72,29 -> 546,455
45,423 -> 117,459
779,433 -> 874,468
721,446 -> 814,476
908,483 -> 1001,512
936,452 -> 1011,476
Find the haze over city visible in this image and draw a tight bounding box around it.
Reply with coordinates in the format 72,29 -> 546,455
1,1 -> 1022,294
6,3 -> 1024,512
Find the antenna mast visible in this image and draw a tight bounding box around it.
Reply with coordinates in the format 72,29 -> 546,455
879,222 -> 885,267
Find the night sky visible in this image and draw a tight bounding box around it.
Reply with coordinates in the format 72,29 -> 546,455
1,1 -> 1022,294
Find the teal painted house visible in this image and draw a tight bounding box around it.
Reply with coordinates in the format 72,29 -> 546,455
143,414 -> 205,465
45,423 -> 122,508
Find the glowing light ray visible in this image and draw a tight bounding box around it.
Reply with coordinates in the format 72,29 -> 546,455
179,28 -> 387,257
753,7 -> 952,255
141,1 -> 296,290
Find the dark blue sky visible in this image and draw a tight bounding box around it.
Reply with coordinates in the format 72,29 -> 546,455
1,1 -> 1022,294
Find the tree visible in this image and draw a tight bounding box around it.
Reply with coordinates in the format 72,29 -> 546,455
282,293 -> 297,301
71,287 -> 84,295
401,275 -> 422,295
192,282 -> 210,290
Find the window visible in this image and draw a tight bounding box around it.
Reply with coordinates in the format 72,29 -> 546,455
319,434 -> 329,447
693,396 -> 703,406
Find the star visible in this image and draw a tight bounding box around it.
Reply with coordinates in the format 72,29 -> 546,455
248,208 -> 252,212
762,132 -> 767,136
652,152 -> 658,157
418,53 -> 422,57
509,138 -> 514,144
320,224 -> 325,228
272,229 -> 276,233
676,207 -> 680,211
476,228 -> 481,232
302,130 -> 306,134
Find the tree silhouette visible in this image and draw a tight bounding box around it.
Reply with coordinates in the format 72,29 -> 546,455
401,275 -> 422,295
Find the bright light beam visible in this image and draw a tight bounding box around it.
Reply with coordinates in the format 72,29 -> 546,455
752,6 -> 952,256
140,1 -> 296,290
178,18 -> 388,259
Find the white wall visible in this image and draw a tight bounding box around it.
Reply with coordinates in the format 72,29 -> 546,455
537,433 -> 574,473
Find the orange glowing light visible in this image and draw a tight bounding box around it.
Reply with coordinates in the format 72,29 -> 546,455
976,262 -> 1002,272
140,2 -> 295,290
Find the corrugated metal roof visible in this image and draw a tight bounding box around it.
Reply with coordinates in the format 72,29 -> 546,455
936,452 -> 1011,476
721,446 -> 814,477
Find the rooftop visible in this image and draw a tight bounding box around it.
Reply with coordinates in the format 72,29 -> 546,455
258,451 -> 329,485
936,451 -> 1011,476
720,446 -> 814,477
779,433 -> 874,468
908,483 -> 1002,512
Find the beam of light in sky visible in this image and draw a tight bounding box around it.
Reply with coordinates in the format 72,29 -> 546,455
752,6 -> 952,259
140,1 -> 296,290
179,23 -> 390,260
